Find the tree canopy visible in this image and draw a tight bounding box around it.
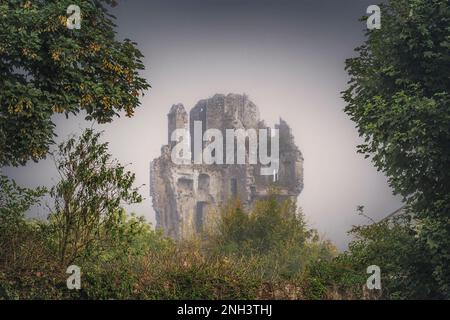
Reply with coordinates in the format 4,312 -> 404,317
343,0 -> 450,296
49,128 -> 142,265
0,0 -> 150,166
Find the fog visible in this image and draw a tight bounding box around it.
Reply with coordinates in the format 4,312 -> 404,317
3,0 -> 402,249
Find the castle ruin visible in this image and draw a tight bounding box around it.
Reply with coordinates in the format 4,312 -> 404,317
150,94 -> 304,239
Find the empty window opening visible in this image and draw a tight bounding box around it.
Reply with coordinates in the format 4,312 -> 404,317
231,178 -> 237,198
198,173 -> 210,193
195,202 -> 207,233
177,178 -> 193,193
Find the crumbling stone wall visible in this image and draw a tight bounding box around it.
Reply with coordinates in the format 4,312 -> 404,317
150,93 -> 304,239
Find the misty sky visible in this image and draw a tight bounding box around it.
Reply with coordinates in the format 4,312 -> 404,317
3,0 -> 402,249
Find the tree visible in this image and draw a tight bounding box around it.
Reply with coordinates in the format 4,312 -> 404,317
0,175 -> 46,267
49,128 -> 142,265
0,175 -> 45,226
209,194 -> 336,280
0,0 -> 150,166
214,197 -> 310,256
343,0 -> 450,296
340,215 -> 441,299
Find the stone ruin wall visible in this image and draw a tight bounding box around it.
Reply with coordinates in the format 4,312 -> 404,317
150,93 -> 304,239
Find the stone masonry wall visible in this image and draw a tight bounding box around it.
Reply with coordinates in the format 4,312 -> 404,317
150,93 -> 304,239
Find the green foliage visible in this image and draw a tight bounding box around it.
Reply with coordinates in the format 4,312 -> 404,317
7,128 -> 440,299
77,209 -> 174,299
0,176 -> 61,299
48,128 -> 143,266
300,212 -> 444,300
209,196 -> 337,281
136,241 -> 263,300
0,175 -> 46,233
302,259 -> 366,300
0,130 -> 267,300
0,0 -> 150,166
336,214 -> 442,299
342,0 -> 450,297
0,178 -> 339,299
0,176 -> 47,275
213,198 -> 309,254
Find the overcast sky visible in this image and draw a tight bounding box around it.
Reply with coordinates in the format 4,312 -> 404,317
4,0 -> 402,249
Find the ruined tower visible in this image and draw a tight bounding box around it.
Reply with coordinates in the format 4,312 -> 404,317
167,104 -> 188,148
150,94 -> 304,239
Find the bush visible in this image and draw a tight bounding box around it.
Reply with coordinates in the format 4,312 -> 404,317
337,214 -> 442,299
206,195 -> 337,282
308,211 -> 443,300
